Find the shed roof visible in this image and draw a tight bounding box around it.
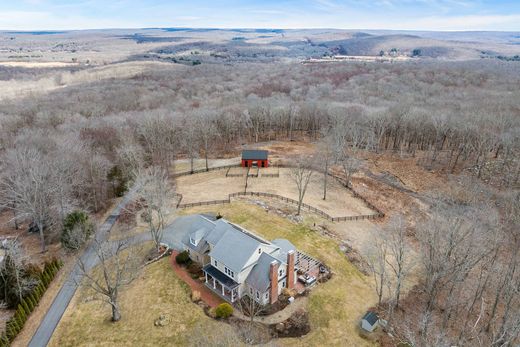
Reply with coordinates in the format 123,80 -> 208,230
242,150 -> 268,160
362,311 -> 379,326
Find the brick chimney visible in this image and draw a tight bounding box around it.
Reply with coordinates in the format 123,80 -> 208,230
269,261 -> 279,304
286,250 -> 295,290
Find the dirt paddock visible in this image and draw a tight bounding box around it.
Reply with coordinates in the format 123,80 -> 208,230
176,168 -> 375,217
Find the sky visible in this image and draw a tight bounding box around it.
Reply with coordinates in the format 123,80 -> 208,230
0,0 -> 519,31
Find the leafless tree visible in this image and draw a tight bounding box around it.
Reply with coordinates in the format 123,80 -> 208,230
383,214 -> 413,310
194,109 -> 220,171
77,239 -> 140,322
365,226 -> 388,306
289,155 -> 314,215
0,148 -> 57,252
134,166 -> 175,250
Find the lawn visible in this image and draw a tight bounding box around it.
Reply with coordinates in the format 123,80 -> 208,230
49,242 -> 235,347
181,202 -> 379,347
51,202 -> 378,347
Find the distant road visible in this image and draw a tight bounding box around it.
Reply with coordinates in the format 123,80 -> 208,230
28,190 -> 136,347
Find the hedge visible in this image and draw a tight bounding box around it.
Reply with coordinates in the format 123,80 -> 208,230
0,257 -> 63,347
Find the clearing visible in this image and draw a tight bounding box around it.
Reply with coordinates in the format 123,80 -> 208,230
176,167 -> 375,217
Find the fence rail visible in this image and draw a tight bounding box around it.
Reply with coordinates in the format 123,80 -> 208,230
172,163 -> 384,222
173,164 -> 239,178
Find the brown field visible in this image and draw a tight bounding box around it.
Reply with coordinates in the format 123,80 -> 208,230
176,168 -> 375,217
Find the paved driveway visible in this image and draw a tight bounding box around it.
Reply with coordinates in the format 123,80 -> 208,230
28,209 -> 201,347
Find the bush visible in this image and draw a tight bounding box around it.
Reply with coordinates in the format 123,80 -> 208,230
175,251 -> 191,265
187,262 -> 202,274
215,303 -> 233,319
61,211 -> 94,251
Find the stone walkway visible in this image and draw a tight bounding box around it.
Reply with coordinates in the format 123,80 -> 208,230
169,251 -> 224,308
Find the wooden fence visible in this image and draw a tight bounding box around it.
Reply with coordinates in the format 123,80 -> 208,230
176,191 -> 383,222
172,163 -> 384,221
172,164 -> 238,178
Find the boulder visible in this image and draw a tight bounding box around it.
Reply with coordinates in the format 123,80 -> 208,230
275,322 -> 285,333
154,314 -> 171,327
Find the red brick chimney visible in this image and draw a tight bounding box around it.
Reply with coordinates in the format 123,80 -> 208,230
269,261 -> 279,304
287,250 -> 295,290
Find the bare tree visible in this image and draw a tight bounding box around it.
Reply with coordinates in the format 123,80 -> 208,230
338,155 -> 362,188
317,135 -> 334,200
365,226 -> 388,306
77,239 -> 140,322
134,166 -> 175,251
194,109 -> 219,171
0,148 -> 57,252
383,214 -> 413,310
289,155 -> 314,215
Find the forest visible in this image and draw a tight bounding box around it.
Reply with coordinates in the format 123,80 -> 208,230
0,57 -> 519,346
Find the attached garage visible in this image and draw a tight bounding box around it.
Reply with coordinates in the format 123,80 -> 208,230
241,150 -> 269,168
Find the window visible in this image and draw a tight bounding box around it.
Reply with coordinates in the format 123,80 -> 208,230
190,237 -> 195,245
279,269 -> 283,277
265,293 -> 269,299
258,248 -> 261,254
214,260 -> 218,267
282,280 -> 286,287
256,291 -> 259,299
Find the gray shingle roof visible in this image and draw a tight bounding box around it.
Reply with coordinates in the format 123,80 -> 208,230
181,215 -> 217,249
362,311 -> 379,326
272,239 -> 296,259
246,252 -> 280,292
242,150 -> 268,160
209,226 -> 264,273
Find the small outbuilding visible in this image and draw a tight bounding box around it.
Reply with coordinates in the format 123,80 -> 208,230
360,311 -> 379,332
241,150 -> 269,168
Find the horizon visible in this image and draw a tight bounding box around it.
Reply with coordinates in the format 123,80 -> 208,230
1,1 -> 520,32
2,27 -> 520,33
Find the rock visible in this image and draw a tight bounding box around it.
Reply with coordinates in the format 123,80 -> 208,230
275,323 -> 285,333
192,290 -> 201,302
154,314 -> 171,327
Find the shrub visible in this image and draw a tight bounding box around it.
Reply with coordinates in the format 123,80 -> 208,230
61,211 -> 94,251
187,262 -> 202,274
175,251 -> 191,265
215,303 -> 233,319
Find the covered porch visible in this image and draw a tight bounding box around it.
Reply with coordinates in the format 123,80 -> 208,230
203,264 -> 240,303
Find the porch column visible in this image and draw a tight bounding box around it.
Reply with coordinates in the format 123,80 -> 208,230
221,283 -> 225,296
213,278 -> 216,289
205,273 -> 208,283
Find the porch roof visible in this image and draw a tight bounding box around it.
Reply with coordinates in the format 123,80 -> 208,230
203,264 -> 240,289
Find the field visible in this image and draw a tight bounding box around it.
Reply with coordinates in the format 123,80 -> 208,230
51,203 -> 378,346
176,167 -> 375,217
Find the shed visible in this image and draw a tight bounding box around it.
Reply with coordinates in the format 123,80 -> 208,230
361,311 -> 379,332
241,150 -> 269,168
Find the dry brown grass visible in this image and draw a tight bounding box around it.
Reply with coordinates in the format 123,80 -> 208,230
176,167 -> 374,217
181,202 -> 379,346
51,202 -> 378,346
49,242 -> 236,346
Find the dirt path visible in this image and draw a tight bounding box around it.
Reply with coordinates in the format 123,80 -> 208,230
233,296 -> 308,324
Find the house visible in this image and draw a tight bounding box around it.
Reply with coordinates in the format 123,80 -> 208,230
182,214 -> 297,305
361,311 -> 379,332
241,150 -> 269,168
